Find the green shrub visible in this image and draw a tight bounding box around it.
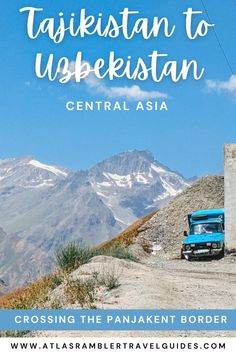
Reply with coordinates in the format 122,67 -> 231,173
56,242 -> 96,272
99,266 -> 121,290
56,242 -> 137,273
50,274 -> 63,289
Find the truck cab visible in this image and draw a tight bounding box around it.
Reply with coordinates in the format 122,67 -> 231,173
181,208 -> 224,260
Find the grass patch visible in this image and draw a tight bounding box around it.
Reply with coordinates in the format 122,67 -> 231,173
0,330 -> 31,337
99,266 -> 121,290
50,298 -> 63,309
56,243 -> 96,272
0,273 -> 63,309
65,277 -> 97,309
56,242 -> 137,273
101,245 -> 137,261
65,265 -> 121,308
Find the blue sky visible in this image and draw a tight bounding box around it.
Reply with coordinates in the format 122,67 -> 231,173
0,0 -> 236,177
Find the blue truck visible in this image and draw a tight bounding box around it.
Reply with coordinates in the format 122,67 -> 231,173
181,209 -> 225,260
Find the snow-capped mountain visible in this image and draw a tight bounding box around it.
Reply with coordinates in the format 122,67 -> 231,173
0,156 -> 68,188
89,150 -> 189,226
0,151 -> 189,232
0,156 -> 70,235
0,151 -> 190,289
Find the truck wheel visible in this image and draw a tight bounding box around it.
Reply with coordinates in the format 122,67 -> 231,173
216,245 -> 225,259
219,245 -> 225,259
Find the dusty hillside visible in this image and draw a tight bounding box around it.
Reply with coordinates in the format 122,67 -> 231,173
97,211 -> 155,253
134,176 -> 224,258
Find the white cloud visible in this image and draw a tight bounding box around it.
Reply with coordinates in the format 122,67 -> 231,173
206,75 -> 236,94
99,85 -> 168,100
66,61 -> 168,101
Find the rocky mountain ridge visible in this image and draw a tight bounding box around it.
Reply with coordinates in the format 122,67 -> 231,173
0,150 -> 190,289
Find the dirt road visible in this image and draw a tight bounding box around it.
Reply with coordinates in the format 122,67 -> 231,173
32,255 -> 236,337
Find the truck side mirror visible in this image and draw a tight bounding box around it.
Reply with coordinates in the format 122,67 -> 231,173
184,231 -> 188,237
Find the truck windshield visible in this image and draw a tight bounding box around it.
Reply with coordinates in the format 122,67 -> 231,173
191,223 -> 223,235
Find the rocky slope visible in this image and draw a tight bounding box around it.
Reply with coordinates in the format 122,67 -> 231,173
134,176 -> 224,258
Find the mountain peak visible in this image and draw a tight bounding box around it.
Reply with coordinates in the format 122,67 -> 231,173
120,149 -> 154,162
91,150 -> 156,175
19,155 -> 33,162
